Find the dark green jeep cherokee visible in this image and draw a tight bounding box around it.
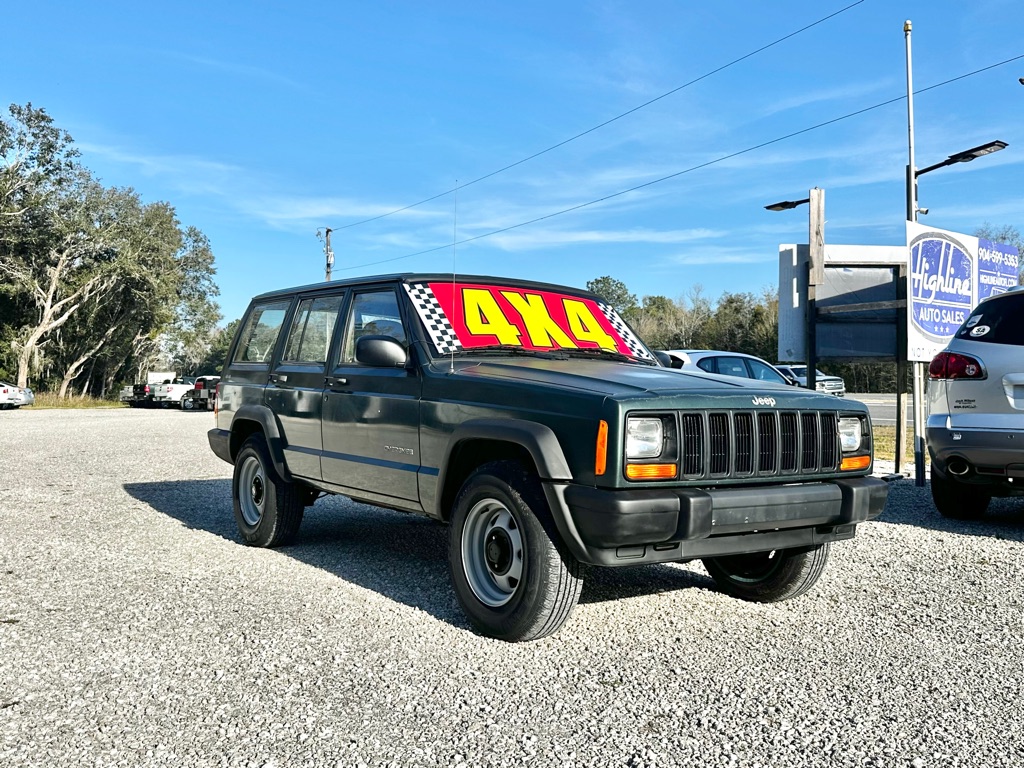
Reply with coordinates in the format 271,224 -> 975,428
209,273 -> 888,641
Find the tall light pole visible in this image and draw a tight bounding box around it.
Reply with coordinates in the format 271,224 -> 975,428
765,187 -> 825,394
905,20 -> 1009,485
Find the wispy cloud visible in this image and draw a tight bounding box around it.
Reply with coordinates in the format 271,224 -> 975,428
481,226 -> 723,251
758,78 -> 895,117
171,53 -> 310,93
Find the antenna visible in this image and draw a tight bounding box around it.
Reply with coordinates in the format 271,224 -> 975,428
450,181 -> 458,374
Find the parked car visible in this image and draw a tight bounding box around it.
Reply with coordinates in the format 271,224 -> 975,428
0,382 -> 19,410
660,350 -> 795,388
774,364 -> 846,397
927,286 -> 1024,519
15,384 -> 34,407
209,274 -> 887,642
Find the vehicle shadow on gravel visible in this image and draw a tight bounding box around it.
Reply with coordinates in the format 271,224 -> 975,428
876,479 -> 1024,541
124,480 -> 716,628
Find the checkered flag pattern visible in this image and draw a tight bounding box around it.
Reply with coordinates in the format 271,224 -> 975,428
597,302 -> 654,359
404,283 -> 463,355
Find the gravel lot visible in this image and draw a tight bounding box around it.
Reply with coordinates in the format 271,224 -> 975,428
1,408 -> 1022,767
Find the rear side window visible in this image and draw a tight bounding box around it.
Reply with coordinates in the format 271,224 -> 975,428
715,357 -> 749,378
956,294 -> 1024,346
233,300 -> 291,363
748,359 -> 787,384
283,295 -> 344,364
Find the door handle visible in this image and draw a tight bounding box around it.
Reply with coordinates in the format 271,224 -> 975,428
269,373 -> 288,384
326,376 -> 348,387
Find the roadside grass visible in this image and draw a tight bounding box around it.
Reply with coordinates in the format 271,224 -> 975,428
29,392 -> 125,409
872,423 -> 916,465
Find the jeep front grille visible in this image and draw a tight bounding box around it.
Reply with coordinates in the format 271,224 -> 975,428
678,410 -> 840,479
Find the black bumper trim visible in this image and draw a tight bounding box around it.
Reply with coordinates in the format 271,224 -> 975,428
208,428 -> 232,465
554,475 -> 889,564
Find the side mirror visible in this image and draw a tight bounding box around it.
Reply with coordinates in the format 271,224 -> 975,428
356,335 -> 408,368
653,351 -> 674,367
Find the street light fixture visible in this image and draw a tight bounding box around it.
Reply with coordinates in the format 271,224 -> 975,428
908,140 -> 1007,223
764,198 -> 810,212
916,140 -> 1008,177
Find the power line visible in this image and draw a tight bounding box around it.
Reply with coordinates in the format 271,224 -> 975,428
338,52 -> 1024,273
331,0 -> 867,232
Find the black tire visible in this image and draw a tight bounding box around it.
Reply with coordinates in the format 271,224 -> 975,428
232,434 -> 304,547
449,461 -> 583,642
702,544 -> 830,602
181,398 -> 195,411
930,463 -> 990,520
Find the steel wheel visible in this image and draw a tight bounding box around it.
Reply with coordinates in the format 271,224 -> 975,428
231,434 -> 304,547
237,453 -> 266,527
449,461 -> 583,641
461,497 -> 525,607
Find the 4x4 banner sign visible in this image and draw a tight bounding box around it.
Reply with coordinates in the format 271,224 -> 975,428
906,221 -> 1020,362
404,281 -> 653,359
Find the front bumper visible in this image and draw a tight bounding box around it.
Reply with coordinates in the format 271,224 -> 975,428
544,476 -> 889,567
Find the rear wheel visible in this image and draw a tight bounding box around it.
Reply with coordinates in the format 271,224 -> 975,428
449,461 -> 583,642
232,434 -> 304,547
182,398 -> 195,411
930,463 -> 990,519
702,544 -> 830,602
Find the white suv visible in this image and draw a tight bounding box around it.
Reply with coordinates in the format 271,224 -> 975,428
927,287 -> 1024,519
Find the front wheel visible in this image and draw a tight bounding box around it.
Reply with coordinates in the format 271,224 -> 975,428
232,434 -> 304,547
449,461 -> 583,642
702,544 -> 830,602
181,398 -> 195,411
930,463 -> 990,520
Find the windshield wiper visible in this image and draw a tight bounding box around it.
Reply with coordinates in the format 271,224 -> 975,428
448,345 -> 569,359
560,348 -> 656,365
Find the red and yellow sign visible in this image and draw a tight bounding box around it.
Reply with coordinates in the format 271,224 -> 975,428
413,281 -> 646,357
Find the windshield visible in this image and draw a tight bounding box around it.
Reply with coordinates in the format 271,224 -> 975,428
404,280 -> 655,361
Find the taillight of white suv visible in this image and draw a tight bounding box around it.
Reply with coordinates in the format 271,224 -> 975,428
928,351 -> 986,380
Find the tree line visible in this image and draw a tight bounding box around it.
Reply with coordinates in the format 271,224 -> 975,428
0,103 -> 225,397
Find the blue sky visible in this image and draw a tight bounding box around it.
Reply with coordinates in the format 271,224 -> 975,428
4,1 -> 1023,323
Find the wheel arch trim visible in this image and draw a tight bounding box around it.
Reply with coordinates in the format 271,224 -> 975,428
434,418 -> 572,518
230,405 -> 293,482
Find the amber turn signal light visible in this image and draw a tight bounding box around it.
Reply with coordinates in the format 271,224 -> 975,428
625,463 -> 677,480
595,420 -> 608,476
841,455 -> 871,471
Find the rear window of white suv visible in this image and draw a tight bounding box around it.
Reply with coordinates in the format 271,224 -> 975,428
955,293 -> 1024,346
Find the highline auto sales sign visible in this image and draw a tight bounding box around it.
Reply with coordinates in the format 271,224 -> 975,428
907,221 -> 1020,362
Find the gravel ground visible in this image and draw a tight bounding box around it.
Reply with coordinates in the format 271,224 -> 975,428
1,408 -> 1022,768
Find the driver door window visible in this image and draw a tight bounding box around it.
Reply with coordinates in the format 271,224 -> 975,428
341,290 -> 407,363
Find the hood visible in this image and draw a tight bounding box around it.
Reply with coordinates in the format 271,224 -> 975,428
439,358 -> 847,409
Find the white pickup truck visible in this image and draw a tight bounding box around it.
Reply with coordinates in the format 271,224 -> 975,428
122,372 -> 177,407
150,377 -> 197,408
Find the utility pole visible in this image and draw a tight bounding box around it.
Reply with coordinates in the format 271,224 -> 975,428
323,227 -> 334,281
